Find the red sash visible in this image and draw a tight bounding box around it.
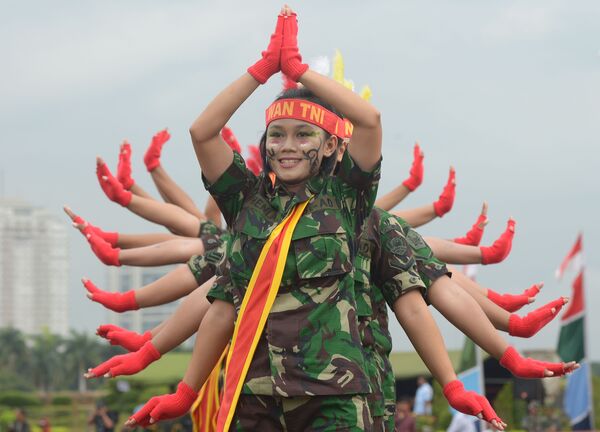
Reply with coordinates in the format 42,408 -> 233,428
216,200 -> 310,431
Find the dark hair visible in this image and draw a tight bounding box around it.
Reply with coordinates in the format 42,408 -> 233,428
259,87 -> 341,177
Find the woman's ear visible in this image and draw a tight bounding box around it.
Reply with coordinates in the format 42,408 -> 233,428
322,135 -> 338,158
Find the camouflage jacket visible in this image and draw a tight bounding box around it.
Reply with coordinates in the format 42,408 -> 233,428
204,151 -> 381,397
355,207 -> 450,415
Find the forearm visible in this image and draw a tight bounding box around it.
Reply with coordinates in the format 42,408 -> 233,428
392,205 -> 436,228
119,238 -> 203,267
393,291 -> 457,386
374,185 -> 411,212
425,237 -> 482,265
448,267 -> 509,331
151,278 -> 214,353
135,265 -> 200,308
204,195 -> 223,229
117,232 -> 184,249
150,166 -> 206,220
428,276 -> 508,358
127,195 -> 201,237
130,183 -> 154,200
190,73 -> 258,182
298,70 -> 381,171
183,300 -> 235,391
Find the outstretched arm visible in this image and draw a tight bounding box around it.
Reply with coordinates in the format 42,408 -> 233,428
393,290 -> 506,430
82,264 -> 200,312
375,142 -> 424,211
118,238 -> 204,267
125,299 -> 235,428
393,204 -> 437,228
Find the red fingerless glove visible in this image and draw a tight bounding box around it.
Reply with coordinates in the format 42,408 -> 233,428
280,13 -> 309,82
220,126 -> 242,153
89,341 -> 161,378
86,233 -> 121,266
402,143 -> 424,191
508,297 -> 566,337
96,160 -> 132,206
144,129 -> 171,172
117,141 -> 135,189
129,381 -> 198,427
71,212 -> 119,246
443,380 -> 503,425
480,219 -> 515,265
97,324 -> 152,352
83,279 -> 138,312
247,14 -> 284,83
246,144 -> 263,176
500,346 -> 568,378
454,213 -> 487,246
433,168 -> 456,217
487,283 -> 541,312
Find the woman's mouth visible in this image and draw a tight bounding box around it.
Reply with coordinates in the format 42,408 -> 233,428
278,158 -> 302,168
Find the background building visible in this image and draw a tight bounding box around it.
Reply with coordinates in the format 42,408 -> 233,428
0,198 -> 69,335
106,266 -> 192,347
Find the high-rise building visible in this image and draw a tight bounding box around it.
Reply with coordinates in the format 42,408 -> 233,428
0,199 -> 69,335
106,266 -> 192,346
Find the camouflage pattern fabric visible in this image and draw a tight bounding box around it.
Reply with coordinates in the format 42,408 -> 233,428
197,219 -> 225,253
204,151 -> 380,397
233,393 -> 372,432
187,231 -> 229,286
355,207 -> 450,430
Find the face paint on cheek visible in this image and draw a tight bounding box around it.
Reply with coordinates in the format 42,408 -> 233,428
301,136 -> 323,175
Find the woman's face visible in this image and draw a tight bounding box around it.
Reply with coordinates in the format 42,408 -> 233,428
265,118 -> 337,188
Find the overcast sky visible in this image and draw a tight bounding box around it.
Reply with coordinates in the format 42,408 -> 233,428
2,1 -> 599,360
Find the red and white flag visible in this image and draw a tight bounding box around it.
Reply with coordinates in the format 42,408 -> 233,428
555,233 -> 584,280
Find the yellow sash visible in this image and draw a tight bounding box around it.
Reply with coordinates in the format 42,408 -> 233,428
216,200 -> 310,431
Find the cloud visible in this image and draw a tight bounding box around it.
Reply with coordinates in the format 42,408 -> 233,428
0,2 -> 255,112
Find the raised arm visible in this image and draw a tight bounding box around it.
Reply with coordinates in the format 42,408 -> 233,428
190,14 -> 285,182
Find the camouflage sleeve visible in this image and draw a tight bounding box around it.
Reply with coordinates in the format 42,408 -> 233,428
395,218 -> 451,291
373,216 -> 428,309
201,152 -> 256,226
335,151 -> 382,235
206,274 -> 234,305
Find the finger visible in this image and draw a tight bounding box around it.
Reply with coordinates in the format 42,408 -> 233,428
82,278 -> 98,294
131,399 -> 158,425
63,206 -> 77,220
481,201 -> 488,216
90,357 -> 120,377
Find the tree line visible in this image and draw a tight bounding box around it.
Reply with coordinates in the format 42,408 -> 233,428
0,327 -> 123,394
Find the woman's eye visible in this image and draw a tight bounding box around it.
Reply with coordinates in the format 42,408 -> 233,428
298,131 -> 311,137
268,132 -> 282,138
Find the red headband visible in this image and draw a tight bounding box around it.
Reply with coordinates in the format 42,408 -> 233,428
265,99 -> 351,138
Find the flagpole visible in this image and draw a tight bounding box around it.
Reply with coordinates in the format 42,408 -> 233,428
581,258 -> 595,428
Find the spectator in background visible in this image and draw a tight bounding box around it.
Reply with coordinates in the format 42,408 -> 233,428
88,400 -> 119,432
413,375 -> 434,416
521,400 -> 544,432
395,398 -> 416,432
8,408 -> 31,432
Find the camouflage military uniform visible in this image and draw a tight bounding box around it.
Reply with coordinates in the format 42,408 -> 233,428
205,151 -> 380,431
187,227 -> 230,286
356,208 -> 450,431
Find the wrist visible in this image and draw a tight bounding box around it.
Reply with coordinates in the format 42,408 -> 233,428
177,381 -> 198,404
123,291 -> 139,310
140,341 -> 162,364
